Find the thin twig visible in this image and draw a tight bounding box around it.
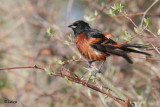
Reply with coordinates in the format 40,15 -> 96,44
0,65 -> 44,71
140,0 -> 159,28
95,0 -> 110,19
146,28 -> 160,41
121,13 -> 160,55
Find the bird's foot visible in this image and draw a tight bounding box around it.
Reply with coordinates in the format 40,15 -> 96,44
86,60 -> 95,68
86,61 -> 92,68
91,70 -> 101,76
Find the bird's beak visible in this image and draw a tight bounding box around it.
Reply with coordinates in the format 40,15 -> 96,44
68,25 -> 76,29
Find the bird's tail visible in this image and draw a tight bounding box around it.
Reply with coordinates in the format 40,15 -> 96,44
120,44 -> 151,56
111,43 -> 151,64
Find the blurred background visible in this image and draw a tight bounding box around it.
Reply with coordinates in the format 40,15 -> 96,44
0,0 -> 160,107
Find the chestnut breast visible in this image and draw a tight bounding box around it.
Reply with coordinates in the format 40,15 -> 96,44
75,32 -> 108,61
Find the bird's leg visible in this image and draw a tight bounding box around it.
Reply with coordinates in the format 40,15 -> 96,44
86,60 -> 95,68
92,61 -> 105,75
80,71 -> 87,80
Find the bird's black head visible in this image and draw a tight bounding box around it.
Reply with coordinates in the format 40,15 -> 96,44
68,20 -> 91,37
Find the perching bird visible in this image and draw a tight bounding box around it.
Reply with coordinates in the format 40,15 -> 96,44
68,20 -> 151,74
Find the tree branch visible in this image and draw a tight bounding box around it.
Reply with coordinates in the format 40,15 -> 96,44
0,65 -> 134,107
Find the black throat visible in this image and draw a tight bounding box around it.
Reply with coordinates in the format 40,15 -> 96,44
73,24 -> 91,37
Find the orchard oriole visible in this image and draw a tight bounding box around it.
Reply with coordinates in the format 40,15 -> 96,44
68,20 -> 151,74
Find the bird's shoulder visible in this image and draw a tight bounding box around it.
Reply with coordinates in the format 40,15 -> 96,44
85,29 -> 117,45
86,29 -> 104,38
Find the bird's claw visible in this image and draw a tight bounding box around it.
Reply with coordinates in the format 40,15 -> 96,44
86,61 -> 91,68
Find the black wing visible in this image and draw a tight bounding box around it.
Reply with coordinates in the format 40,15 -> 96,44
91,43 -> 133,64
86,29 -> 117,44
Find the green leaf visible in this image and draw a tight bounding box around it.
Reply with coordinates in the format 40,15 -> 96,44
116,3 -> 120,9
64,76 -> 72,85
134,27 -> 140,33
67,81 -> 72,85
104,89 -> 110,99
64,76 -> 68,81
84,15 -> 95,22
122,31 -> 132,41
72,56 -> 76,61
109,9 -> 115,16
109,3 -> 123,16
104,95 -> 108,99
64,41 -> 70,46
86,74 -> 92,81
144,18 -> 150,27
116,3 -> 123,12
44,66 -> 52,74
58,60 -> 65,65
111,4 -> 116,10
119,3 -> 123,12
47,27 -> 53,35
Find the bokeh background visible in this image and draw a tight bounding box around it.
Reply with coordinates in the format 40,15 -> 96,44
0,0 -> 160,107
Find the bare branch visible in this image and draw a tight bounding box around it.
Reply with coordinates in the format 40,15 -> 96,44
140,0 -> 159,28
